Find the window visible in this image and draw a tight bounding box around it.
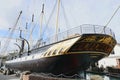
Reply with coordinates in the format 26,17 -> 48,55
59,48 -> 63,54
43,52 -> 47,56
47,51 -> 51,56
53,49 -> 57,55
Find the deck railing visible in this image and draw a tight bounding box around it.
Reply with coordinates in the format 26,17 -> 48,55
7,24 -> 116,57
35,24 -> 115,48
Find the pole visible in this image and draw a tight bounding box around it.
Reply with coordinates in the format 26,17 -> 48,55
55,0 -> 60,41
40,4 -> 44,40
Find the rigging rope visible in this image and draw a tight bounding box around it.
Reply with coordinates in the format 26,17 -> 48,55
41,0 -> 57,38
41,0 -> 70,39
60,0 -> 71,31
0,11 -> 22,55
28,14 -> 35,47
102,5 -> 120,33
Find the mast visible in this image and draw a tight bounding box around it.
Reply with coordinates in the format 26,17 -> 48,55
55,0 -> 60,41
25,22 -> 28,39
1,11 -> 22,55
40,4 -> 44,40
28,14 -> 34,47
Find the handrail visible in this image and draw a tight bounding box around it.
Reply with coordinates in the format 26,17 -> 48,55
35,24 -> 115,48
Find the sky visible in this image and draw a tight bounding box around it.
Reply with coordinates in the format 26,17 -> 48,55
0,0 -> 120,55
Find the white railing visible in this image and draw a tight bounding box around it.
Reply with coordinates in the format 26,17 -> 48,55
38,24 -> 115,47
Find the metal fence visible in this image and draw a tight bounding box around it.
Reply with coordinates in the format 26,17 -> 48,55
40,24 -> 116,47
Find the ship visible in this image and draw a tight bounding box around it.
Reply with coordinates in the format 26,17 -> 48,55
4,24 -> 116,75
4,0 -> 116,76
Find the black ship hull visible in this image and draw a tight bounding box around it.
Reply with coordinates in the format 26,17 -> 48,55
5,33 -> 116,75
6,53 -> 91,75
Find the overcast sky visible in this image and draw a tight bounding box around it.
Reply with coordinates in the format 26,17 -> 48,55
0,0 -> 120,55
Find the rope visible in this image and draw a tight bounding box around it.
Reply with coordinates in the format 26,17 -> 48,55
60,0 -> 71,31
41,0 -> 57,38
102,5 -> 120,33
0,11 -> 22,55
41,0 -> 70,40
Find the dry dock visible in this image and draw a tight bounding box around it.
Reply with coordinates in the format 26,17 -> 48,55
0,72 -> 85,80
0,73 -> 19,80
21,73 -> 84,80
0,72 -> 107,80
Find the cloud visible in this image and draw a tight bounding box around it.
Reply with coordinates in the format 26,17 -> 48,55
0,0 -> 120,55
0,0 -> 24,29
0,18 -> 9,29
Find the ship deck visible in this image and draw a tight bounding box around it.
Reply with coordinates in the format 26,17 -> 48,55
33,24 -> 115,49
